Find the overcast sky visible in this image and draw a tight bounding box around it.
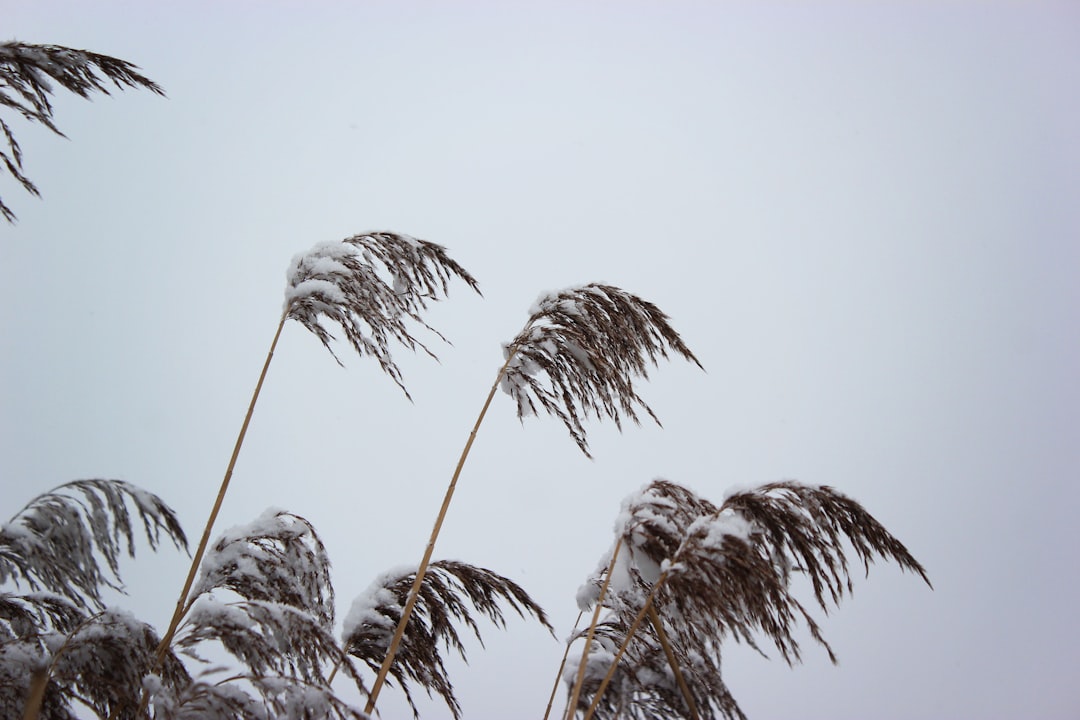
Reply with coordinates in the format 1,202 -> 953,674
2,2 -> 1079,718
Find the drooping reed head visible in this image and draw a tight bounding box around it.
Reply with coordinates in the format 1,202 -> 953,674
343,560 -> 552,720
571,479 -> 931,719
285,231 -> 480,397
1,41 -> 165,222
500,284 -> 703,457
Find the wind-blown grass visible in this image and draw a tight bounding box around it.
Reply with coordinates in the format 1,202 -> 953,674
567,480 -> 931,720
151,231 -> 480,688
0,41 -> 164,223
365,283 -> 704,715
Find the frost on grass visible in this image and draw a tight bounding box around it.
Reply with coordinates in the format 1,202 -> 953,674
499,284 -> 703,457
343,559 -> 552,720
567,479 -> 931,720
284,231 -> 480,398
0,40 -> 164,222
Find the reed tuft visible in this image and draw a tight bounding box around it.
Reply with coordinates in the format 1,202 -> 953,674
0,41 -> 164,223
344,559 -> 552,719
285,231 -> 481,397
501,284 -> 703,457
569,479 -> 930,720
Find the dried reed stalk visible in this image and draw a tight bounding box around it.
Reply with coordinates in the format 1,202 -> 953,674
146,232 -> 478,702
0,41 -> 164,222
365,284 -> 701,716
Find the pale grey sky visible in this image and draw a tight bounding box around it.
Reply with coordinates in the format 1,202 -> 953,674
3,2 -> 1079,718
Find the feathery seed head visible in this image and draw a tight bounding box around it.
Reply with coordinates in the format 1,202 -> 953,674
284,231 -> 480,398
500,284 -> 703,457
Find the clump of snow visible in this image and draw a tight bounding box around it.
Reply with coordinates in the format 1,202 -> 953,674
686,511 -> 754,549
341,564 -> 416,641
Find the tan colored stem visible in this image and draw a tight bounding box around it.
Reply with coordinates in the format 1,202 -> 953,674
582,573 -> 667,720
564,538 -> 623,720
542,611 -> 584,720
147,311 -> 288,683
364,351 -> 517,716
21,668 -> 48,720
647,604 -> 700,720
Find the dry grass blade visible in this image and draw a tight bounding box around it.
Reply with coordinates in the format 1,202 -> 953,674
0,41 -> 164,222
0,479 -> 188,612
570,479 -> 930,719
344,560 -> 552,720
501,284 -> 702,457
285,231 -> 481,397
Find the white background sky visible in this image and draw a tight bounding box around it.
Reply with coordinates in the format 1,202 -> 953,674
2,2 -> 1078,718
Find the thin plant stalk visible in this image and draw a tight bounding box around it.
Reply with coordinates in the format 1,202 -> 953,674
362,350 -> 518,715
582,570 -> 669,720
543,611 -> 584,720
647,604 -> 700,720
564,538 -> 623,720
150,310 -> 288,671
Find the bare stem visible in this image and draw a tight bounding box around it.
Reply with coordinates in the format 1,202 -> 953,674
542,611 -> 584,720
363,350 -> 518,716
142,311 -> 288,706
647,604 -> 700,720
582,571 -> 668,720
565,538 -> 623,720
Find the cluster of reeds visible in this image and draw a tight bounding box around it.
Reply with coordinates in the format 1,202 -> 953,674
2,41 -> 931,720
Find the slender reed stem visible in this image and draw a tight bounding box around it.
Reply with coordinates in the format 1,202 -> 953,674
647,604 -> 700,720
542,611 -> 584,720
147,311 -> 288,681
582,571 -> 668,720
564,538 -> 623,720
363,351 -> 517,716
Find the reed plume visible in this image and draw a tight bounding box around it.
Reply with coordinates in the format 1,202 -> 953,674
0,41 -> 164,223
0,480 -> 188,720
343,560 -> 552,719
365,284 -> 703,715
568,480 -> 930,720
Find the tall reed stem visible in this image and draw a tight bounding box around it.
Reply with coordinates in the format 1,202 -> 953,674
647,604 -> 700,720
564,538 -> 623,720
582,569 -> 670,720
363,351 -> 517,716
542,611 -> 584,720
149,310 -> 288,672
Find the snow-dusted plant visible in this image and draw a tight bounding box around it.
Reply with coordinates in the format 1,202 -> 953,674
341,560 -> 552,719
564,480 -> 932,720
0,41 -> 164,222
0,480 -> 188,719
365,283 -> 704,716
154,230 -> 480,681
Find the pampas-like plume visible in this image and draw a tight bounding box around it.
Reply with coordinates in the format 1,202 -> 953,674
366,283 -> 700,716
0,479 -> 188,612
502,284 -> 703,458
0,481 -> 186,720
0,41 -> 164,222
152,232 -> 478,683
285,232 -> 481,398
344,560 -> 552,720
570,480 -> 930,720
